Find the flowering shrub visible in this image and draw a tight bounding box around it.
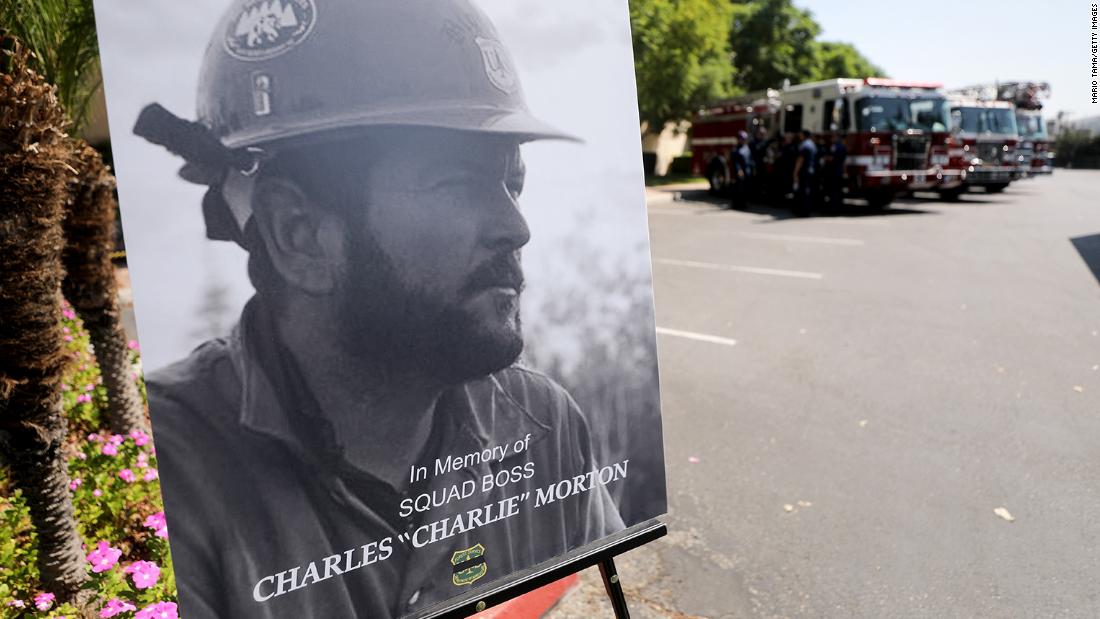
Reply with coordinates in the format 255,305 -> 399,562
0,303 -> 177,618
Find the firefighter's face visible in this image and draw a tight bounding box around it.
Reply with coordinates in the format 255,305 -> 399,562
335,128 -> 531,382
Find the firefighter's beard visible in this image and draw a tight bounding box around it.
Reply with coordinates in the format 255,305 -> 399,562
335,233 -> 525,386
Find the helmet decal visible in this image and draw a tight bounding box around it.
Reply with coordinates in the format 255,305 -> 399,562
475,36 -> 519,95
250,72 -> 273,116
224,0 -> 317,61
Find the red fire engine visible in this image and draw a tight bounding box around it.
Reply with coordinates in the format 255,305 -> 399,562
998,82 -> 1053,176
691,78 -> 962,209
941,86 -> 1020,197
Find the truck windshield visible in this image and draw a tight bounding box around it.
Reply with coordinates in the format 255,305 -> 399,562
1016,112 -> 1046,139
956,107 -> 1019,135
856,96 -> 949,132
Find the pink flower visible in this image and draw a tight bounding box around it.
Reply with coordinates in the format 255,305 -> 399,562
127,340 -> 140,351
93,489 -> 103,497
85,383 -> 94,392
136,452 -> 149,466
134,601 -> 177,619
64,335 -> 74,342
62,307 -> 76,320
130,430 -> 151,446
101,443 -> 118,456
77,394 -> 92,404
88,433 -> 102,442
124,561 -> 161,590
33,592 -> 54,611
118,469 -> 136,483
144,512 -> 168,539
75,451 -> 88,460
69,478 -> 82,491
8,599 -> 25,608
99,598 -> 137,618
142,468 -> 159,482
109,434 -> 125,445
86,541 -> 121,573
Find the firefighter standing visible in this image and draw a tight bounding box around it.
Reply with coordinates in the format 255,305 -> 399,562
775,132 -> 799,203
824,133 -> 847,208
729,130 -> 753,209
792,129 -> 818,216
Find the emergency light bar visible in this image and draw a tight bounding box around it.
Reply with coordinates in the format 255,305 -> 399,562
864,78 -> 943,90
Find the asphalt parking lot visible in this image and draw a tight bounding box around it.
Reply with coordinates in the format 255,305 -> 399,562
549,170 -> 1100,618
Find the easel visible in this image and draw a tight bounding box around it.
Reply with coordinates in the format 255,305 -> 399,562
423,520 -> 667,618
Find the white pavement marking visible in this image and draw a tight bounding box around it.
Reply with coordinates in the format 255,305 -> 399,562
655,257 -> 824,280
656,327 -> 738,347
734,232 -> 865,246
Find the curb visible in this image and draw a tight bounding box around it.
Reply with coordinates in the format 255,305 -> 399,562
472,574 -> 579,618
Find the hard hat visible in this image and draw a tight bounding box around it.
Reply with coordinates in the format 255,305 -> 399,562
197,0 -> 575,151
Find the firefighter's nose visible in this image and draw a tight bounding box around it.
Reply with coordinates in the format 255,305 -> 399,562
484,188 -> 531,252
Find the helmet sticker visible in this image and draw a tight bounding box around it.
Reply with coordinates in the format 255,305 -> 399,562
224,0 -> 316,61
251,72 -> 272,116
475,36 -> 519,95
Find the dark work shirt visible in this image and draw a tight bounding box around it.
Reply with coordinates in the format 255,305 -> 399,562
829,142 -> 847,177
149,299 -> 624,619
797,138 -> 817,179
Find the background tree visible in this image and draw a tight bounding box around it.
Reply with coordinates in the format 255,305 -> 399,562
630,0 -> 736,130
728,0 -> 821,91
2,0 -> 147,435
817,41 -> 885,81
726,0 -> 886,91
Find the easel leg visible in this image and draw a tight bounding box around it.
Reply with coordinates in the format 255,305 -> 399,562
598,558 -> 630,619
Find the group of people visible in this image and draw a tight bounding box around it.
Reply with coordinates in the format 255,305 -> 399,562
726,128 -> 848,216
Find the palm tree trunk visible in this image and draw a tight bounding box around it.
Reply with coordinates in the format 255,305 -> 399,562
62,142 -> 148,435
0,37 -> 91,601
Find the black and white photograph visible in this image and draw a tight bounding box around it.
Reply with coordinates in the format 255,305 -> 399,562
90,0 -> 667,617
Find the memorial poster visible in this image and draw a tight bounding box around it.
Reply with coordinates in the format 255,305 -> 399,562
91,0 -> 667,616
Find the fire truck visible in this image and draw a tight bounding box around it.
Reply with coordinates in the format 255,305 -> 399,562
690,89 -> 780,195
999,82 -> 1053,176
941,86 -> 1020,197
691,78 -> 961,209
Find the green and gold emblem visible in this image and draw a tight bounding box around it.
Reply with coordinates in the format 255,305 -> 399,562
450,543 -> 487,586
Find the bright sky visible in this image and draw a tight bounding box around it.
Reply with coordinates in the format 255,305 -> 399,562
802,0 -> 1096,121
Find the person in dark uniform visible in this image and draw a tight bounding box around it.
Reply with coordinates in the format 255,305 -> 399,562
823,133 -> 847,208
748,127 -> 769,198
132,1 -> 625,617
791,129 -> 818,216
774,132 -> 800,204
728,131 -> 753,209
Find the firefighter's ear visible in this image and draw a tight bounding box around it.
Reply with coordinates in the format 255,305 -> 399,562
251,176 -> 347,295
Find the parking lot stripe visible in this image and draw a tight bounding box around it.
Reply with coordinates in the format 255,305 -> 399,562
735,232 -> 865,246
656,327 -> 738,347
655,257 -> 824,280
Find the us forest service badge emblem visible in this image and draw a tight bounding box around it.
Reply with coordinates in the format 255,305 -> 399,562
474,36 -> 519,95
225,0 -> 316,61
451,543 -> 488,586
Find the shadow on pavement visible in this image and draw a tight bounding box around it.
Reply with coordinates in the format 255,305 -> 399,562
901,192 -> 1014,206
673,189 -> 937,221
1071,234 -> 1100,287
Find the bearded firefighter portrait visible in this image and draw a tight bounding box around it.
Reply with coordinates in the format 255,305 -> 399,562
127,0 -> 633,617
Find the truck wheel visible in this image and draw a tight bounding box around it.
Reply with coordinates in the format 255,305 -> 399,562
707,161 -> 728,196
937,186 -> 965,201
985,183 -> 1009,193
866,191 -> 893,209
